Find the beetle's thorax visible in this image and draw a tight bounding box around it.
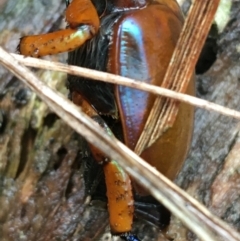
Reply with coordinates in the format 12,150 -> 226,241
92,0 -> 150,16
110,0 -> 150,10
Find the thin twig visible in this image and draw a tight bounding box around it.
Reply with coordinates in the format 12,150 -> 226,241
11,53 -> 240,120
135,0 -> 221,153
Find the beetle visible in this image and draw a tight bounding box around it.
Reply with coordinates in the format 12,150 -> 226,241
18,0 -> 195,240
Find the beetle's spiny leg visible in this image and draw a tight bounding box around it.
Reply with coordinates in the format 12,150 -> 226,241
71,91 -> 134,235
18,26 -> 95,58
18,0 -> 99,57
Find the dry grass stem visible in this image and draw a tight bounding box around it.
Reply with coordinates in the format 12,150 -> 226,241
135,0 -> 221,153
11,53 -> 240,121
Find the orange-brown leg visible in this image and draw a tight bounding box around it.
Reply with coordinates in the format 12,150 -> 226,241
71,91 -> 135,236
18,0 -> 99,57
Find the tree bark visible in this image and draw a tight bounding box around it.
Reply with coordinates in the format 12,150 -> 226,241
0,1 -> 240,241
0,1 -> 108,240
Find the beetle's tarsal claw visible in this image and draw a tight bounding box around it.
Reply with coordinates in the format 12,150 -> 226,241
119,233 -> 141,241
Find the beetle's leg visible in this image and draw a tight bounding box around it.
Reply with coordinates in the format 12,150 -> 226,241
18,26 -> 95,58
18,0 -> 99,57
71,91 -> 135,236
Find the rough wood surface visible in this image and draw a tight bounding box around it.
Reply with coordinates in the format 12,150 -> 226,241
0,1 -> 240,241
0,1 -> 109,241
